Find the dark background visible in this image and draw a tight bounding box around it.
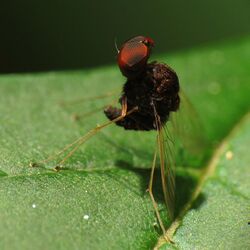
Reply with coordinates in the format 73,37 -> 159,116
1,0 -> 250,73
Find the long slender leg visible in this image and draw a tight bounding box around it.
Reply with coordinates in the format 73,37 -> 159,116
74,96 -> 125,122
121,96 -> 127,116
72,106 -> 107,121
72,100 -> 116,121
59,89 -> 120,107
31,103 -> 137,168
150,100 -> 175,242
147,145 -> 166,235
57,97 -> 130,166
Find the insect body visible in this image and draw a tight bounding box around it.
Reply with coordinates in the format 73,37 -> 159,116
105,62 -> 180,130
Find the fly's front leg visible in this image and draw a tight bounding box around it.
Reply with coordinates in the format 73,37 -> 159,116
121,96 -> 127,117
30,106 -> 138,170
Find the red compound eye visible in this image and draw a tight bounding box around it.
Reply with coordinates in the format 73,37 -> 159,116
117,36 -> 154,78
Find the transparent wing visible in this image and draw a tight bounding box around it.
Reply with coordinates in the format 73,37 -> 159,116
170,89 -> 208,156
158,125 -> 176,220
153,105 -> 176,221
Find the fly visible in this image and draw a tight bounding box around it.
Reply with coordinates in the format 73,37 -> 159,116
31,36 -> 183,241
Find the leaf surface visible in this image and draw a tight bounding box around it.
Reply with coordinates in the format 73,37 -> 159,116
0,36 -> 250,250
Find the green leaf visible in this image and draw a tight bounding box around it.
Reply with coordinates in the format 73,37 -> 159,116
0,36 -> 250,249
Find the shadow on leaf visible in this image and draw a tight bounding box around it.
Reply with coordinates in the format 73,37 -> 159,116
115,160 -> 205,218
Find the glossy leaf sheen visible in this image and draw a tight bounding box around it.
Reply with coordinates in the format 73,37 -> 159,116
0,36 -> 250,250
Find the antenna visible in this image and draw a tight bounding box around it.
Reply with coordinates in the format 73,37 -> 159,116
114,37 -> 120,53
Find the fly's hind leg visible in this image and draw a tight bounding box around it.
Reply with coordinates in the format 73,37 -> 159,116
147,146 -> 166,235
147,142 -> 174,243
